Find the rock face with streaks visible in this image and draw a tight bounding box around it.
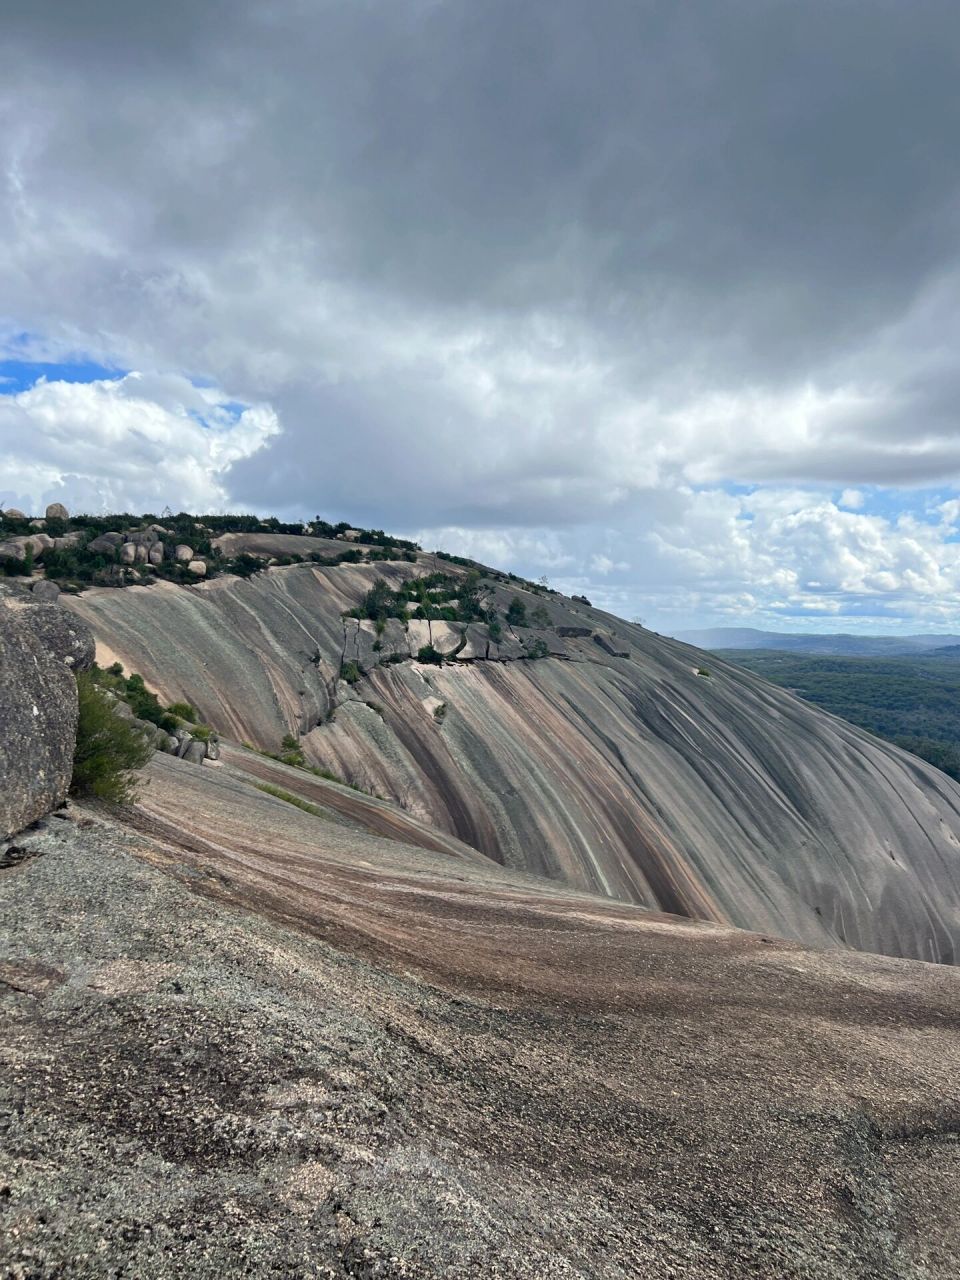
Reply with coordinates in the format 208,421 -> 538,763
0,604 -> 80,840
62,543 -> 960,962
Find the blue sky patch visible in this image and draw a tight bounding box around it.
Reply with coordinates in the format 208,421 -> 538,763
0,357 -> 122,395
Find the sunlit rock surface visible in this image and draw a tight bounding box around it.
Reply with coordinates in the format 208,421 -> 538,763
64,547 -> 960,962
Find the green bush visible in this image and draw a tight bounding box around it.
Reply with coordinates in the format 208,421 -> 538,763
253,782 -> 325,817
417,644 -> 443,665
340,660 -> 361,684
71,673 -> 155,803
167,701 -> 198,723
506,596 -> 527,626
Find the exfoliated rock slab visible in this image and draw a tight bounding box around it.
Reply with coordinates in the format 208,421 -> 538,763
407,619 -> 462,656
0,607 -> 78,840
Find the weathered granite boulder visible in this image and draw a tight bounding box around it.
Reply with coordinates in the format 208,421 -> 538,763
2,507 -> 25,519
182,739 -> 207,764
187,559 -> 207,577
205,738 -> 221,761
119,543 -> 137,565
0,534 -> 53,562
122,529 -> 159,547
31,579 -> 61,603
174,544 -> 194,562
45,502 -> 69,521
0,606 -> 78,840
88,533 -> 124,553
15,603 -> 96,672
148,543 -> 164,567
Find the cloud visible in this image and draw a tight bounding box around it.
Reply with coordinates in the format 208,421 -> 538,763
3,2 -> 960,625
0,372 -> 279,514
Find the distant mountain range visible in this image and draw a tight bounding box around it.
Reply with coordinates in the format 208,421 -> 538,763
676,626 -> 960,657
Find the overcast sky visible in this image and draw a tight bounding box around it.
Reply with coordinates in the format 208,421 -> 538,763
3,1 -> 960,633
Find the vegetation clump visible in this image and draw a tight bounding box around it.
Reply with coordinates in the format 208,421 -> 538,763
71,672 -> 154,803
506,596 -> 527,627
253,782 -> 326,817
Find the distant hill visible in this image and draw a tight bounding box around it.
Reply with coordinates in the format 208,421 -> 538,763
676,626 -> 960,656
716,647 -> 960,783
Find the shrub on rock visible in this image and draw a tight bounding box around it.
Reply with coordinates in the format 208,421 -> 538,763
71,672 -> 154,804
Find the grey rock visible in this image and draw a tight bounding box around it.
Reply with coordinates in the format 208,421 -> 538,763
119,543 -> 137,565
187,559 -> 207,576
174,544 -> 194,562
28,519 -> 45,530
182,739 -> 207,764
45,502 -> 69,521
148,543 -> 164,567
31,579 -> 61,603
88,533 -> 124,553
15,604 -> 95,672
0,605 -> 78,840
0,534 -> 53,562
2,507 -> 25,519
205,738 -> 221,761
175,731 -> 194,758
134,544 -> 149,564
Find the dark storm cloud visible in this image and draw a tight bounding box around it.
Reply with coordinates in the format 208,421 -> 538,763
5,0 -> 960,625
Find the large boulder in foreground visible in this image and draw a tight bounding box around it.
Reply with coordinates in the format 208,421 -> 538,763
0,606 -> 79,840
15,603 -> 95,672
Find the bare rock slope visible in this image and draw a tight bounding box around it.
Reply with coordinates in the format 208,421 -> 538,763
2,756 -> 960,1277
64,545 -> 960,962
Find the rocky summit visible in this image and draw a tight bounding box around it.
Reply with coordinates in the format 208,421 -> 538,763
2,525 -> 960,1277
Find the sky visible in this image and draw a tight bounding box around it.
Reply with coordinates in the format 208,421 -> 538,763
3,1 -> 960,634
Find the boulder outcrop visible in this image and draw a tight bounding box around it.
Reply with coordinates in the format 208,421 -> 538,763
44,502 -> 69,521
88,533 -> 124,554
0,606 -> 79,840
31,580 -> 60,603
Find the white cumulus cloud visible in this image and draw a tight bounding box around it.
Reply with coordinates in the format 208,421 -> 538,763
0,371 -> 279,515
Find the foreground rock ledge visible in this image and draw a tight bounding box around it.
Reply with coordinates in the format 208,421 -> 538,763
2,762 -> 960,1279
